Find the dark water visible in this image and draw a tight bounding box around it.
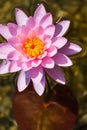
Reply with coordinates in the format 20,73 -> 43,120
0,0 -> 87,130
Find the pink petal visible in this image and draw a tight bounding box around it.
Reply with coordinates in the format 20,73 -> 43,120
15,8 -> 28,26
59,42 -> 82,55
31,59 -> 42,67
0,24 -> 12,40
18,55 -> 29,62
54,20 -> 70,37
28,30 -> 36,38
30,65 -> 43,82
47,46 -> 57,57
34,4 -> 46,24
32,74 -> 46,96
18,26 -> 29,41
38,51 -> 47,59
20,62 -> 32,71
35,26 -> 44,35
45,65 -> 65,84
0,43 -> 16,59
52,37 -> 67,49
8,37 -> 21,49
7,51 -> 21,60
44,25 -> 55,38
53,53 -> 72,67
7,51 -> 29,63
27,16 -> 36,29
17,70 -> 30,92
44,38 -> 51,49
0,60 -> 10,74
8,23 -> 18,36
42,57 -> 54,68
40,13 -> 52,28
9,61 -> 21,72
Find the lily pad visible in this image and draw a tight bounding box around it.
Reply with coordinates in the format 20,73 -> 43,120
12,82 -> 78,130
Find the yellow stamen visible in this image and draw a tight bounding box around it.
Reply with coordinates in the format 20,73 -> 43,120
22,37 -> 44,58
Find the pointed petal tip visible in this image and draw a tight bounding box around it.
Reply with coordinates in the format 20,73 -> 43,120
15,8 -> 28,26
54,20 -> 70,37
34,3 -> 46,24
62,20 -> 70,29
17,87 -> 22,92
61,80 -> 66,85
17,82 -> 27,92
32,74 -> 46,96
66,20 -> 70,25
53,53 -> 73,67
62,20 -> 70,27
64,57 -> 73,67
0,24 -> 2,27
70,43 -> 82,54
69,61 -> 73,66
0,24 -> 4,28
57,20 -> 70,25
77,46 -> 82,52
46,66 -> 66,85
37,90 -> 44,96
17,71 -> 30,92
59,60 -> 73,67
37,3 -> 45,9
15,7 -> 25,13
57,77 -> 66,85
35,3 -> 46,14
15,8 -> 20,13
0,25 -> 12,40
34,84 -> 45,96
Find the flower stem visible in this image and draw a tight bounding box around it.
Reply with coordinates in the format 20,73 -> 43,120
45,74 -> 51,102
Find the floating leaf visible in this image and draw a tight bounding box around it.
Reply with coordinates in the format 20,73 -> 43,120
12,82 -> 78,130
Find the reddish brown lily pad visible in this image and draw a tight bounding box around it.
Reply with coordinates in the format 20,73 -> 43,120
12,81 -> 78,130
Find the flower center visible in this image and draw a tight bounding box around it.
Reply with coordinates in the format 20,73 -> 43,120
22,37 -> 44,58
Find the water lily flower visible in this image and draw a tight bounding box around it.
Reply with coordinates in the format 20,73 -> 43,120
0,4 -> 82,95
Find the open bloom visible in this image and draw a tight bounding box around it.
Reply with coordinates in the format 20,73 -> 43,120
0,4 -> 82,95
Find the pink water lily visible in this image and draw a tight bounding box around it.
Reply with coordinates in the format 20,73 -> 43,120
0,4 -> 82,95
